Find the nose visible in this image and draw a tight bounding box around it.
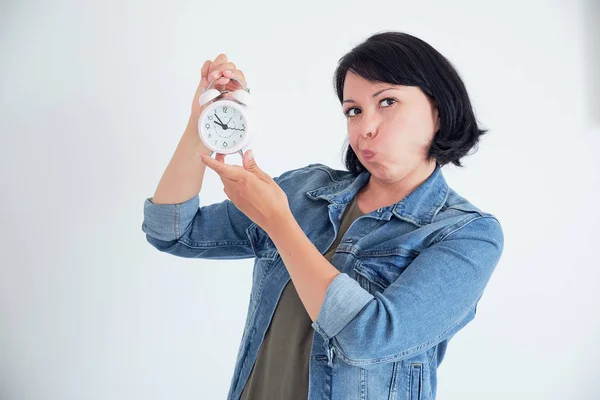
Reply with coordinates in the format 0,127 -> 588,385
356,110 -> 380,140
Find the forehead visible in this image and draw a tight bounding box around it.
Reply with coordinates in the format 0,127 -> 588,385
342,71 -> 436,108
343,71 -> 410,94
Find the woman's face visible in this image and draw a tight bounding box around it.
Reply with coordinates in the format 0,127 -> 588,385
343,71 -> 440,182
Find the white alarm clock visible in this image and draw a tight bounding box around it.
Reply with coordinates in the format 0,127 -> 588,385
198,76 -> 254,157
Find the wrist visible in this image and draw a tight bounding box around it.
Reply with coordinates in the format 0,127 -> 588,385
265,210 -> 295,238
185,114 -> 199,134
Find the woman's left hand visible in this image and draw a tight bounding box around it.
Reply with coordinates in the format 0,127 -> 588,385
200,150 -> 292,234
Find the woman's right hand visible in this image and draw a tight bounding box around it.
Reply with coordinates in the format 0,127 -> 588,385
189,53 -> 248,130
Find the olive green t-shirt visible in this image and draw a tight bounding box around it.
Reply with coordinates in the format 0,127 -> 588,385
240,194 -> 364,400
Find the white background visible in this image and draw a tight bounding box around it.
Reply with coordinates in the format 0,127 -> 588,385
1,0 -> 599,399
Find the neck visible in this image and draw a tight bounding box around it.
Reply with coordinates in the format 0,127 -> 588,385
359,160 -> 437,208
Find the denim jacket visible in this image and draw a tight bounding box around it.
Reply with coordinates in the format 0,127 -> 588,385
142,162 -> 504,400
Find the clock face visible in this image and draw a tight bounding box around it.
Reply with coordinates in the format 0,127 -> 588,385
200,104 -> 247,151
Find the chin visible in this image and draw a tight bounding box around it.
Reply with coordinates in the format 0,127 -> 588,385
374,162 -> 414,180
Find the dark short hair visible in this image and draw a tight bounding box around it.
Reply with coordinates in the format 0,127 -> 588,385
333,31 -> 488,174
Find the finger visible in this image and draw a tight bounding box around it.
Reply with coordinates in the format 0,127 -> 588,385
222,69 -> 246,90
207,70 -> 227,88
208,62 -> 236,82
201,59 -> 211,80
242,149 -> 268,180
212,53 -> 228,66
198,60 -> 212,90
213,69 -> 246,92
215,153 -> 225,163
209,62 -> 237,78
205,55 -> 227,87
214,76 -> 232,87
201,154 -> 243,181
208,54 -> 229,74
218,61 -> 237,72
242,149 -> 253,169
208,62 -> 246,91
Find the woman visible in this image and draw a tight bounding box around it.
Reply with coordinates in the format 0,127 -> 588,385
142,31 -> 504,400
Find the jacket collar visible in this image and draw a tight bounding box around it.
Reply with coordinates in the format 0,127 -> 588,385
305,162 -> 449,227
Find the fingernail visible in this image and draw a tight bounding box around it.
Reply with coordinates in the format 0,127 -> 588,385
248,150 -> 253,160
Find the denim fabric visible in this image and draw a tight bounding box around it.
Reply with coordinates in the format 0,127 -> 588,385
142,162 -> 504,400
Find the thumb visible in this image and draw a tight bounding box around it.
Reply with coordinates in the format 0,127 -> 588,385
243,150 -> 260,172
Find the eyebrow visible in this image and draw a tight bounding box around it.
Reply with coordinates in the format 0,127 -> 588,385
343,87 -> 400,104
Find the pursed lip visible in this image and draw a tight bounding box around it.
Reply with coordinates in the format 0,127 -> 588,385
361,149 -> 376,158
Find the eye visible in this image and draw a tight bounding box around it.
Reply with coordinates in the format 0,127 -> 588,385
344,107 -> 360,117
343,97 -> 397,118
380,97 -> 397,107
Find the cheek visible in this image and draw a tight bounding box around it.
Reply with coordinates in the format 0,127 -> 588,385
346,119 -> 359,134
346,123 -> 362,146
397,109 -> 435,145
408,104 -> 437,132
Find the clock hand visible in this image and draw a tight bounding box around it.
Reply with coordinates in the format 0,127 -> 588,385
213,115 -> 230,130
214,113 -> 226,126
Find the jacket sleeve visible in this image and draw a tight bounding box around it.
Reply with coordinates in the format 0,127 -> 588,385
310,216 -> 504,366
141,167 -> 298,260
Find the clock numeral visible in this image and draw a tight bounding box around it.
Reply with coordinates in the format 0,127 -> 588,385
208,116 -> 213,120
205,123 -> 210,129
223,141 -> 228,147
233,141 -> 236,145
208,134 -> 212,138
223,106 -> 228,113
240,116 -> 242,120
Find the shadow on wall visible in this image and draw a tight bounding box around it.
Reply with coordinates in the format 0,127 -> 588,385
584,0 -> 599,128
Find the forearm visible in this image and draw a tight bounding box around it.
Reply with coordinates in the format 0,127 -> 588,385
151,117 -> 212,204
267,214 -> 341,322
